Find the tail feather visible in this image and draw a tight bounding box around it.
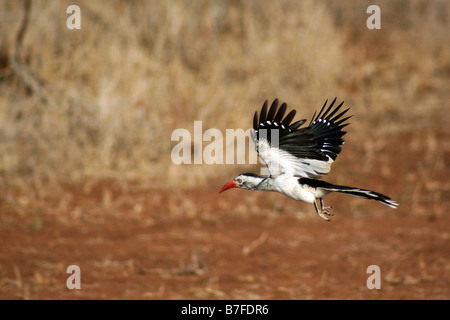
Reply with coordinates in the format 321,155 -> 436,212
326,185 -> 398,208
298,178 -> 398,208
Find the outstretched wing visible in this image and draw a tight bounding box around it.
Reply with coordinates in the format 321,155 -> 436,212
251,98 -> 351,178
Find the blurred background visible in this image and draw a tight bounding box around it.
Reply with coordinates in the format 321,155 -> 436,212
0,0 -> 448,299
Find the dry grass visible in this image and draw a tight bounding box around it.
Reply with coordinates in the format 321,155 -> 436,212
0,0 -> 448,215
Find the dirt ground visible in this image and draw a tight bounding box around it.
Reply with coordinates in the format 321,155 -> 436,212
0,183 -> 448,300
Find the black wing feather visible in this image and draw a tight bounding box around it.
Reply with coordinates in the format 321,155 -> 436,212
253,98 -> 351,163
259,100 -> 268,125
267,99 -> 278,122
281,110 -> 296,128
273,103 -> 287,123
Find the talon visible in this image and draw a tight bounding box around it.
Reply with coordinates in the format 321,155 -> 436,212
315,201 -> 333,221
317,211 -> 331,221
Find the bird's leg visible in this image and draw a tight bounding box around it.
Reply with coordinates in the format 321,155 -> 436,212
314,200 -> 331,221
320,198 -> 334,216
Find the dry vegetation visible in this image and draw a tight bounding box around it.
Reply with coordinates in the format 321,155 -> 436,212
0,0 -> 448,194
0,0 -> 449,300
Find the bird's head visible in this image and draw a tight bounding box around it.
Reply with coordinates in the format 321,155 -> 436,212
219,173 -> 264,193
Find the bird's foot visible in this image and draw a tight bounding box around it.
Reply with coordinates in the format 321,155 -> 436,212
317,208 -> 334,221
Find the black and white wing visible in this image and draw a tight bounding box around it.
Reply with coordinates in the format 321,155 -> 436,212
251,98 -> 351,178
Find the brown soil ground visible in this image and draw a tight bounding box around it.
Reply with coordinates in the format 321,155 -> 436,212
0,184 -> 448,300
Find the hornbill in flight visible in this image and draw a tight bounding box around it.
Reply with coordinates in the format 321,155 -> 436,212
219,98 -> 398,220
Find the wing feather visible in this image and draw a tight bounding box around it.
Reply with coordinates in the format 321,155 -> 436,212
259,100 -> 268,125
253,98 -> 351,178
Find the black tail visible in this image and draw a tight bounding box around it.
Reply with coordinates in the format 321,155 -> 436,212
299,178 -> 398,208
329,185 -> 398,208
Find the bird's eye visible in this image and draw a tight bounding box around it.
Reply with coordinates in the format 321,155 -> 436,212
235,178 -> 243,184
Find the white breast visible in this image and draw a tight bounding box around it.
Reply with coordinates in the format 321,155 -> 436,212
273,174 -> 316,204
